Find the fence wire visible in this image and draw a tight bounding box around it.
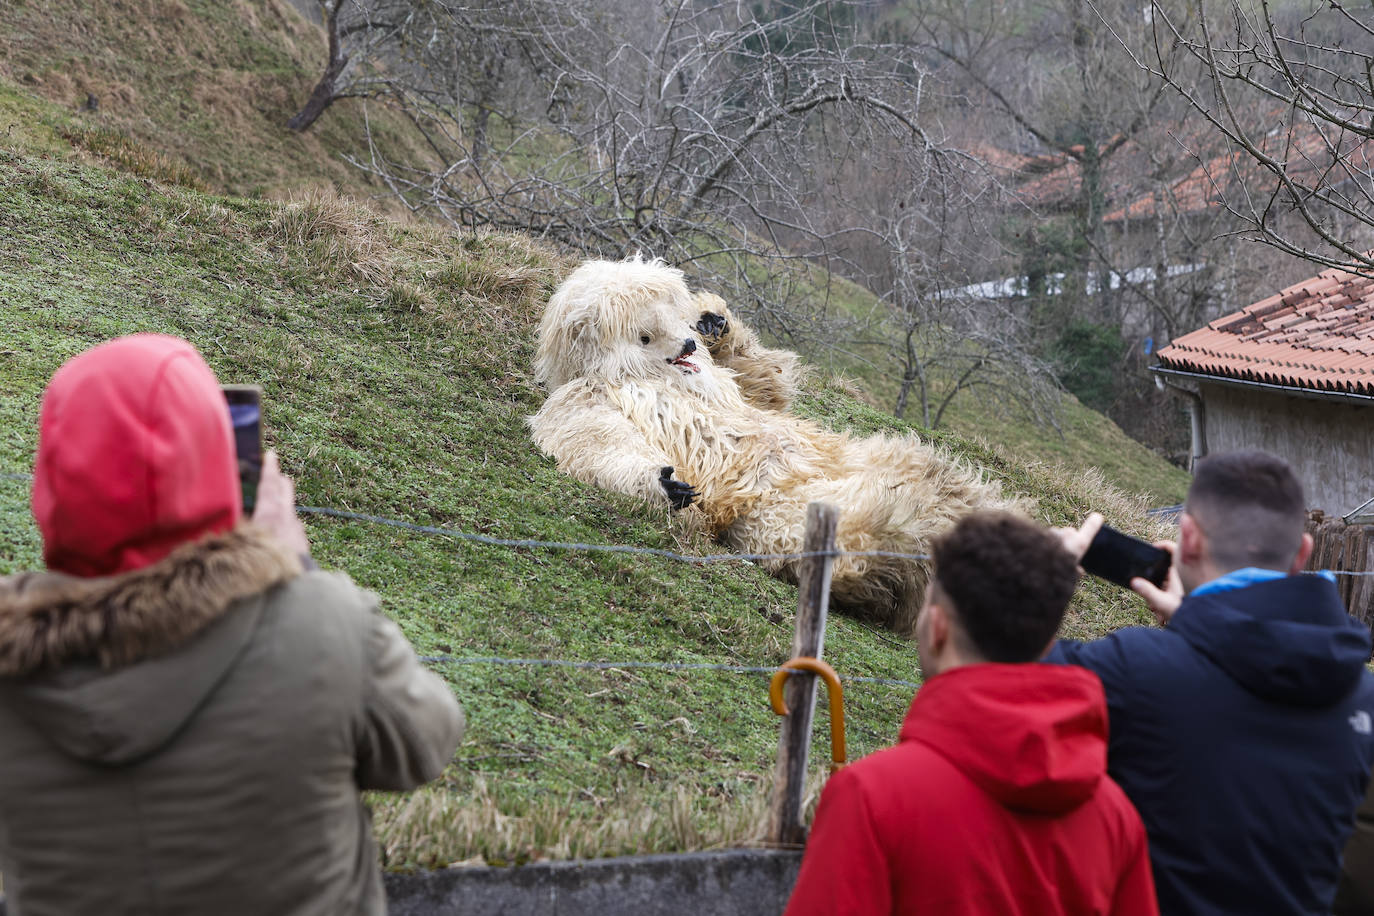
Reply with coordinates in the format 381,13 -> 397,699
6,468 -> 1374,575
298,505 -> 929,564
421,654 -> 920,688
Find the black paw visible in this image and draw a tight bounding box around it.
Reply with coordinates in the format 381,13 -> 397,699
659,466 -> 697,511
695,311 -> 729,347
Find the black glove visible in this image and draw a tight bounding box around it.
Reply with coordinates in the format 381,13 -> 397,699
659,466 -> 697,510
695,311 -> 728,347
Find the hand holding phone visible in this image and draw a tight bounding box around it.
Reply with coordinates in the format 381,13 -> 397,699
252,450 -> 311,558
1081,524 -> 1172,591
222,385 -> 262,514
1056,515 -> 1183,625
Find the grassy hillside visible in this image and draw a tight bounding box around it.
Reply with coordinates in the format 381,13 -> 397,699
0,0 -> 1192,505
782,272 -> 1191,505
0,0 -> 425,202
0,88 -> 1167,863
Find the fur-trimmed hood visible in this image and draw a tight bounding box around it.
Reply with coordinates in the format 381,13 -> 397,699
0,525 -> 300,765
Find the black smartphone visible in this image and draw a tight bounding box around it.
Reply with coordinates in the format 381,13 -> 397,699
1081,524 -> 1171,590
222,385 -> 263,515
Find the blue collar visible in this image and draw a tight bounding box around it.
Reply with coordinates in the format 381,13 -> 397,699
1191,567 -> 1336,598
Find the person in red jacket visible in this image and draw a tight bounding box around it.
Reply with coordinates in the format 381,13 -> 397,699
783,512 -> 1158,916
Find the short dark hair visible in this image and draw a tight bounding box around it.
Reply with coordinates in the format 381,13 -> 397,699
1185,450 -> 1306,572
929,512 -> 1078,663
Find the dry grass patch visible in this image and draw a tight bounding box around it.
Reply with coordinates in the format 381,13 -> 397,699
372,780 -> 777,869
269,187 -> 399,284
371,769 -> 832,869
59,125 -> 207,191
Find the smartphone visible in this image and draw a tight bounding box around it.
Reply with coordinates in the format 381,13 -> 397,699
1081,524 -> 1171,590
222,385 -> 263,515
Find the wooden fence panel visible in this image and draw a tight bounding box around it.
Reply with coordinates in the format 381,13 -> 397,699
1304,515 -> 1374,626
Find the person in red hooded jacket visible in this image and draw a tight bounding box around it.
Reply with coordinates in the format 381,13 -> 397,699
782,512 -> 1157,916
0,334 -> 465,916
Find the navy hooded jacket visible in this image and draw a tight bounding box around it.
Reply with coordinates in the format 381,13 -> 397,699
1048,574 -> 1374,915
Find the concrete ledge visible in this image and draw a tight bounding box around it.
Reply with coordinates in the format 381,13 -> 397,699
0,848 -> 803,915
384,848 -> 803,916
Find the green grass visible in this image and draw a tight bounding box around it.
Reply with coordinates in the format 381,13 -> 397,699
0,138 -> 1162,865
0,0 -> 1185,865
0,0 -> 430,203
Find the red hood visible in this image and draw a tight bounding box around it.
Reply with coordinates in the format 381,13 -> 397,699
901,663 -> 1108,815
32,334 -> 241,577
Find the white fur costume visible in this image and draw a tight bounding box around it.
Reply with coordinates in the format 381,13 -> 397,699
528,258 -> 1018,635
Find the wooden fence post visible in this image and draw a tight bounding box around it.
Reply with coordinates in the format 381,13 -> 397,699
768,501 -> 838,846
1351,527 -> 1374,628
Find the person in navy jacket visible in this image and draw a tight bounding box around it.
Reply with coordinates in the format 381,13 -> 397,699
1051,450 -> 1374,915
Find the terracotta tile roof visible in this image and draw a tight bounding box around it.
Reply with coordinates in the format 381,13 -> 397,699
1103,150 -> 1239,222
1003,121 -> 1373,222
1011,137 -> 1145,213
964,143 -> 1043,174
1156,261 -> 1374,395
1104,126 -> 1374,223
1015,158 -> 1083,210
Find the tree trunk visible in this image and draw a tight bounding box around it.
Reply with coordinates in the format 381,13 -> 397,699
287,66 -> 346,131
894,374 -> 912,420
288,2 -> 349,132
472,105 -> 491,166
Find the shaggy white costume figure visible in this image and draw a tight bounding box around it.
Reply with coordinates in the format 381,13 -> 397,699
529,258 -> 1018,635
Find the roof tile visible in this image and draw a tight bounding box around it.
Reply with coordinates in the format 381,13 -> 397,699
1157,258 -> 1374,395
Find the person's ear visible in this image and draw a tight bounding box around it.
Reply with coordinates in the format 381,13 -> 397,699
1178,513 -> 1205,565
925,600 -> 951,656
1290,532 -> 1314,575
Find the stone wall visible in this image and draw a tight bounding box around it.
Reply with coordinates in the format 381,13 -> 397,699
385,850 -> 802,916
0,849 -> 803,916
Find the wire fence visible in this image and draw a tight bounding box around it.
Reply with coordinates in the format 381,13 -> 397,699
1,467 -> 921,692
3,469 -> 926,563
422,655 -> 920,688
5,466 -> 1372,761
7,468 -> 1374,576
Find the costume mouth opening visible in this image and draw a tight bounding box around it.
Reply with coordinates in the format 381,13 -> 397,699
668,343 -> 701,374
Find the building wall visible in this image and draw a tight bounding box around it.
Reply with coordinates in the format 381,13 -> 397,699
1201,382 -> 1374,515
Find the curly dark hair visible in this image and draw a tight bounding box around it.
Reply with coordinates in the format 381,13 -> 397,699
929,512 -> 1078,663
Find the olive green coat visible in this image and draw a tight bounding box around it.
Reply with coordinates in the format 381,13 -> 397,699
0,526 -> 465,916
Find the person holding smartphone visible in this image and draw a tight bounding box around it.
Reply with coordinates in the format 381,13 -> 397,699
0,334 -> 465,916
1050,451 -> 1374,916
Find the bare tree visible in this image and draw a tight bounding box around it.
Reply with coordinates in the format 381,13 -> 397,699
895,0 -> 1310,449
878,166 -> 1062,430
1132,0 -> 1374,274
346,2 -> 951,277
311,0 -> 1070,435
288,0 -> 397,131
288,0 -> 537,137
909,0 -> 1170,325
